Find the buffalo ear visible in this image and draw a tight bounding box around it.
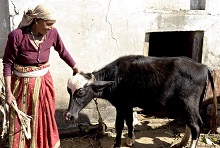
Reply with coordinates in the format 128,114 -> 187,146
91,81 -> 114,92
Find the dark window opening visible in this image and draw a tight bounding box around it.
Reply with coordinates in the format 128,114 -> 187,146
190,0 -> 206,10
147,31 -> 204,62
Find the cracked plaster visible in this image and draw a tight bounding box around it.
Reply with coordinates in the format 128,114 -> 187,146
0,0 -> 220,128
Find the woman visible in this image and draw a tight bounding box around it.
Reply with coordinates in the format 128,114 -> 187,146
3,4 -> 79,148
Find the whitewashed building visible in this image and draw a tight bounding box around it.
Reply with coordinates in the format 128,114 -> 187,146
0,0 -> 220,130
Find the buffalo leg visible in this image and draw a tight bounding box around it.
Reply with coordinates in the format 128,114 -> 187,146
114,109 -> 125,147
188,122 -> 200,148
172,125 -> 191,148
124,108 -> 135,147
188,108 -> 202,148
173,102 -> 202,148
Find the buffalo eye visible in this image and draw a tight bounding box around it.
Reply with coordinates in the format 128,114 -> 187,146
76,88 -> 86,97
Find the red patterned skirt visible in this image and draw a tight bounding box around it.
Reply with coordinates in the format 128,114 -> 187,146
8,64 -> 60,148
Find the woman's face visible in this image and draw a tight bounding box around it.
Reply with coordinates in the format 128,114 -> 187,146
36,19 -> 56,35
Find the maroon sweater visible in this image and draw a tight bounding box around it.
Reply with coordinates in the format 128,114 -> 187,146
3,27 -> 76,76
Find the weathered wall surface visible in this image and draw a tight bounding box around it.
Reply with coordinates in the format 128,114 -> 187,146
0,0 -> 220,129
0,1 -> 10,57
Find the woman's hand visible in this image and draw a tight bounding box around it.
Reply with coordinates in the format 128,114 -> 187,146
5,92 -> 15,106
72,65 -> 79,75
4,76 -> 15,106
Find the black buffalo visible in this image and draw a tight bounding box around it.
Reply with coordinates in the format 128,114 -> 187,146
65,55 -> 217,148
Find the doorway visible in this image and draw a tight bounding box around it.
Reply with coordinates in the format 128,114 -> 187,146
146,31 -> 204,62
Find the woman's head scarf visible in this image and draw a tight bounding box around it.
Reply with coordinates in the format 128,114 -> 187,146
17,4 -> 56,29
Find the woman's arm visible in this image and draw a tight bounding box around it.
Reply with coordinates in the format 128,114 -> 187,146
52,28 -> 79,74
52,28 -> 76,67
3,31 -> 19,105
4,76 -> 15,105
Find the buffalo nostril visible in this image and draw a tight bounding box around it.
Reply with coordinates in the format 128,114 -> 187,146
70,116 -> 74,121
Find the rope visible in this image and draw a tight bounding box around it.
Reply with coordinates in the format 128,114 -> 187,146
93,98 -> 102,119
93,98 -> 107,135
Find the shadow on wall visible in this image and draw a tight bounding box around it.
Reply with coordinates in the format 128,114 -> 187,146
55,109 -> 93,138
55,109 -> 91,128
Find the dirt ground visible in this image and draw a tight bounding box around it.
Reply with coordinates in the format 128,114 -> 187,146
60,114 -> 220,148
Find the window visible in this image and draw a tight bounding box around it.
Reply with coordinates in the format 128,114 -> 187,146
145,31 -> 204,62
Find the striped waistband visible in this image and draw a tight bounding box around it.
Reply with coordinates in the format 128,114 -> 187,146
13,63 -> 50,77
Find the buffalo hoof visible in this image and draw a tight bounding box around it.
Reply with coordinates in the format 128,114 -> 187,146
124,136 -> 135,147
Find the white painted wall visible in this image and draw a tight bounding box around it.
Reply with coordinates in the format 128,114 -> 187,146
0,0 -> 10,58
1,0 -> 220,128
